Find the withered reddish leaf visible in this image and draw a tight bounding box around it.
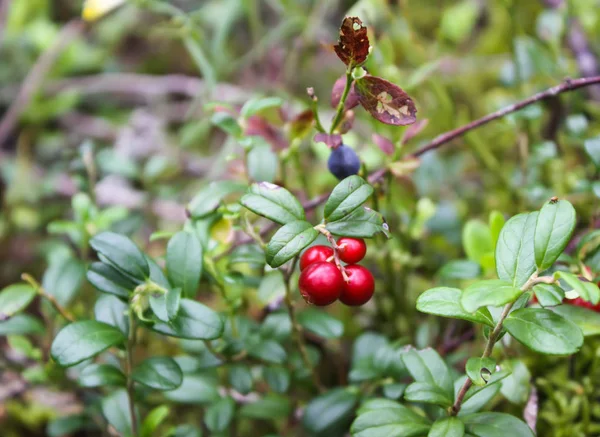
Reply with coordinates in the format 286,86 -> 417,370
331,75 -> 359,110
339,110 -> 355,134
289,110 -> 314,142
333,17 -> 370,68
372,134 -> 395,155
402,119 -> 429,144
355,76 -> 417,126
314,133 -> 342,149
244,116 -> 288,150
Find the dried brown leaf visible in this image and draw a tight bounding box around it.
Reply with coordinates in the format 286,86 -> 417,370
333,17 -> 370,68
355,75 -> 417,126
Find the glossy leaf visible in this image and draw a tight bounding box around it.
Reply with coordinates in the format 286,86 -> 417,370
188,181 -> 246,219
241,182 -> 304,225
132,357 -> 183,390
302,388 -> 359,435
466,357 -> 496,386
101,389 -> 136,437
51,320 -> 126,367
460,280 -> 521,313
462,220 -> 493,264
495,212 -> 538,288
551,304 -> 600,336
265,220 -> 318,268
355,76 -> 417,126
534,199 -> 576,270
205,396 -> 235,432
402,348 -> 454,396
164,374 -> 219,404
79,363 -> 126,387
248,339 -> 287,364
150,288 -> 181,323
153,298 -> 224,340
229,364 -> 253,394
87,262 -> 136,298
428,417 -> 465,437
532,283 -> 564,307
240,394 -> 291,420
416,287 -> 494,327
333,16 -> 370,68
0,314 -> 44,335
555,271 -> 600,304
503,308 -> 583,355
404,382 -> 453,407
297,308 -> 344,339
462,412 -> 534,437
324,176 -> 373,222
166,231 -> 202,298
0,284 -> 36,318
94,294 -> 129,335
140,406 -> 170,437
247,143 -> 278,183
351,404 -> 431,437
326,207 -> 388,238
90,232 -> 149,280
264,366 -> 290,393
42,257 -> 85,306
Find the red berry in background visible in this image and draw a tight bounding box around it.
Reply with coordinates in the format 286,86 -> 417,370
337,237 -> 367,264
300,245 -> 334,271
565,297 -> 600,311
340,265 -> 375,306
298,262 -> 344,306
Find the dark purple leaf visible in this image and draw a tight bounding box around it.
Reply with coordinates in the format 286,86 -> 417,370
244,116 -> 288,150
333,17 -> 370,68
314,133 -> 342,149
372,134 -> 395,155
402,119 -> 429,144
331,75 -> 359,110
355,76 -> 417,126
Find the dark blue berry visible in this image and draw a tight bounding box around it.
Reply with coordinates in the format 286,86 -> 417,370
327,145 -> 361,180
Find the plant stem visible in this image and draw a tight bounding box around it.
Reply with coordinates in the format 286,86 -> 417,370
21,273 -> 75,323
283,257 -> 325,392
450,272 -> 555,416
125,310 -> 139,437
329,67 -> 353,134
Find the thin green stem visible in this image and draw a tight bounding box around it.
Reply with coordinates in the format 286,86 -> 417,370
329,67 -> 353,134
22,273 -> 75,323
126,310 -> 139,437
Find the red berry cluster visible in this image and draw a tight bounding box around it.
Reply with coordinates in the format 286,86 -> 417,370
298,237 -> 374,307
565,296 -> 600,311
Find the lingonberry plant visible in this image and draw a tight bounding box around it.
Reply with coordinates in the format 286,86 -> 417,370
4,3 -> 600,437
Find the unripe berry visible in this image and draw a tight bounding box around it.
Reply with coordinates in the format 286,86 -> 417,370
337,237 -> 367,264
300,245 -> 334,271
298,262 -> 344,306
340,265 -> 374,306
328,145 -> 360,180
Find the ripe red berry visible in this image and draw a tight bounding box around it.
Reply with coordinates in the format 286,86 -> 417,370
340,265 -> 374,306
566,297 -> 600,311
300,245 -> 334,271
298,262 -> 344,306
337,237 -> 367,264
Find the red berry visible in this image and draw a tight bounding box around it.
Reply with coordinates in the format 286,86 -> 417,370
337,237 -> 367,264
298,262 -> 344,306
300,245 -> 334,271
565,297 -> 600,311
340,265 -> 374,306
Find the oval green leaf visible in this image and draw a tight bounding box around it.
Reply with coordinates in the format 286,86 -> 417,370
326,207 -> 388,238
79,363 -> 126,387
428,417 -> 464,437
87,262 -> 136,298
404,382 -> 453,407
90,232 -> 149,280
297,308 -> 344,339
416,287 -> 494,327
0,284 -> 36,318
495,212 -> 538,288
204,396 -> 235,433
460,280 -> 521,313
532,283 -> 564,307
166,231 -> 202,298
302,388 -> 359,435
188,181 -> 246,219
534,199 -> 576,270
240,182 -> 304,225
265,220 -> 318,268
132,357 -> 183,390
324,176 -> 373,222
153,298 -> 224,340
351,405 -> 431,437
462,412 -> 534,437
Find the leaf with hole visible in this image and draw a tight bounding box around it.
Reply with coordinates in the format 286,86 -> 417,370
333,17 -> 370,68
466,357 -> 496,386
355,76 -> 417,126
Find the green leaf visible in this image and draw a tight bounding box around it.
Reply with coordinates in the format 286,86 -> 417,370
351,404 -> 431,437
551,304 -> 600,336
79,364 -> 126,387
534,199 -> 576,270
228,364 -> 253,394
47,415 -> 87,437
166,231 -> 202,298
302,388 -> 359,435
461,280 -> 522,313
94,294 -> 129,335
150,288 -> 181,323
257,270 -> 286,305
265,220 -> 318,268
500,359 -> 530,404
153,298 -> 224,340
454,372 -> 510,415
241,97 -> 284,118
51,320 -> 126,367
324,176 -> 374,222
211,111 -> 242,137
503,308 -> 583,355
428,417 -> 465,437
247,143 -> 278,183
438,260 -> 481,280
205,396 -> 235,432
140,405 -> 170,437
416,287 -> 494,327
0,314 -> 44,335
404,382 -> 453,407
297,308 -> 344,339
164,374 -> 219,404
489,211 -> 505,247
42,257 -> 85,306
90,232 -> 149,280
402,348 -> 454,396
132,357 -> 183,390
584,136 -> 600,167
241,182 -> 304,225
188,181 -> 246,219
101,389 -> 136,437
533,283 -> 564,307
240,394 -> 291,420
462,412 -> 534,437
462,220 -> 493,264
0,284 -> 36,318
264,366 -> 290,393
495,212 -> 538,288
326,207 -> 388,238
248,339 -> 287,364
87,262 -> 136,298
466,357 -> 496,386
555,271 -> 600,304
